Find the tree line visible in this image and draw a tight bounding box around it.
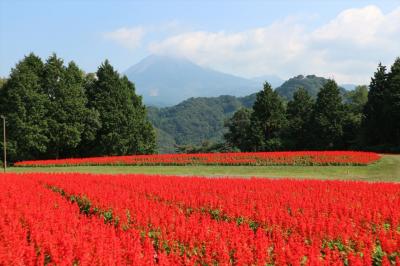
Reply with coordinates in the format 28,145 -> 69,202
1,54 -> 399,161
0,53 -> 156,162
225,58 -> 400,152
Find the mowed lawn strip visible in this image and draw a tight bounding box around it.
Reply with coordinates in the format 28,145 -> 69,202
8,154 -> 400,182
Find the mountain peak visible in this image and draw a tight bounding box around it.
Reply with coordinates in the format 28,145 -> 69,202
125,54 -> 260,106
125,54 -> 195,75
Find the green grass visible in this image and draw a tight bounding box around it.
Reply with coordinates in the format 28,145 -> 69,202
7,154 -> 400,182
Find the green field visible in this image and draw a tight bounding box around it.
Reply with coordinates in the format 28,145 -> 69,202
7,154 -> 400,182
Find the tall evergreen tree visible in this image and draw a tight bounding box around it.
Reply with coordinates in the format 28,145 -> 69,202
342,85 -> 368,148
249,82 -> 287,151
285,88 -> 314,149
76,73 -> 101,156
362,63 -> 388,146
42,55 -> 99,158
0,53 -> 49,161
86,60 -> 155,155
120,76 -> 156,154
311,79 -> 345,149
385,57 -> 400,146
224,108 -> 252,151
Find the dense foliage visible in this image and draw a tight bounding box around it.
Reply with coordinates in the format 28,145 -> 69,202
84,61 -> 155,156
226,58 -> 400,152
1,173 -> 399,264
15,151 -> 380,167
285,88 -> 314,149
248,83 -> 287,151
0,53 -> 155,162
311,80 -> 345,149
224,108 -> 252,151
363,59 -> 400,148
148,95 -> 254,153
147,75 -> 350,153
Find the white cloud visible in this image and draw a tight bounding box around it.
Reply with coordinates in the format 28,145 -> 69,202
104,27 -> 145,49
313,5 -> 384,44
148,5 -> 400,84
104,21 -> 190,51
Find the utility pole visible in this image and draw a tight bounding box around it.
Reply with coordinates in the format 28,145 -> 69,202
1,115 -> 6,173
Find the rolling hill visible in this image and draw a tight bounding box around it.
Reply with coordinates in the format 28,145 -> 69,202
147,95 -> 254,153
275,75 -> 347,100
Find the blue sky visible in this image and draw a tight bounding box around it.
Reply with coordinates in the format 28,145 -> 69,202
1,0 -> 399,83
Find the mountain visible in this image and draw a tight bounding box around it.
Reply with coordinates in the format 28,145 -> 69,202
275,75 -> 347,100
125,55 -> 260,106
251,75 -> 284,88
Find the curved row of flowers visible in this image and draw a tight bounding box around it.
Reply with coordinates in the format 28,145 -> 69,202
14,151 -> 381,167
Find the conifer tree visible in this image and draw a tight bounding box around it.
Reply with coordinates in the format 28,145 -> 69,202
42,54 -> 99,158
248,82 -> 287,151
121,76 -> 156,154
311,80 -> 345,149
86,60 -> 155,155
385,57 -> 400,146
224,108 -> 252,151
362,63 -> 388,146
286,88 -> 314,149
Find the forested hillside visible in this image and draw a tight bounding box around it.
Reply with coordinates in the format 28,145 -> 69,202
148,95 -> 254,153
225,58 -> 400,152
148,75 -> 351,153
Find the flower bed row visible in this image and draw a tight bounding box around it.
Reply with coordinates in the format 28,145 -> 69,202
14,151 -> 381,167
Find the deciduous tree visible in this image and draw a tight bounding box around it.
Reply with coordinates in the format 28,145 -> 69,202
0,53 -> 49,161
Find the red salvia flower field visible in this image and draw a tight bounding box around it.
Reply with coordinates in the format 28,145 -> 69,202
1,173 -> 399,265
14,151 -> 381,167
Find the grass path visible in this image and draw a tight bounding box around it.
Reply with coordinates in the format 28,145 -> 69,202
8,154 -> 400,182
